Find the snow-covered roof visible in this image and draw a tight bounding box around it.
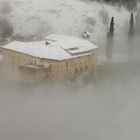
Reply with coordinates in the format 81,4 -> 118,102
43,33 -> 97,50
2,34 -> 97,61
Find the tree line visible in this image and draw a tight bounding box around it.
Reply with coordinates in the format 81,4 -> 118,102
106,12 -> 137,61
91,0 -> 137,10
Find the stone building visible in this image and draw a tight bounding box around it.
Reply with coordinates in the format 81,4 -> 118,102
1,33 -> 98,82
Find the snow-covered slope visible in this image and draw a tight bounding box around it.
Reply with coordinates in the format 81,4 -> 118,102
7,0 -> 130,45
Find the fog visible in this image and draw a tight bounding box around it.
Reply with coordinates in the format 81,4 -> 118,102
1,0 -> 140,140
1,63 -> 140,140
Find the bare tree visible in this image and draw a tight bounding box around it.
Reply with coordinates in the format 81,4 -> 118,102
0,19 -> 13,38
1,1 -> 12,14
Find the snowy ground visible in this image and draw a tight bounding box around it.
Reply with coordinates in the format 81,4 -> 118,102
0,0 -> 134,63
0,0 -> 137,63
6,0 -> 130,45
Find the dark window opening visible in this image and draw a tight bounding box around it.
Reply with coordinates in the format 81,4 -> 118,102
80,67 -> 83,72
85,66 -> 88,71
75,68 -> 78,74
34,60 -> 36,65
66,62 -> 68,67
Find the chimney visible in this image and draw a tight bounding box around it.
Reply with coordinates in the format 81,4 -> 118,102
45,41 -> 50,45
82,31 -> 90,39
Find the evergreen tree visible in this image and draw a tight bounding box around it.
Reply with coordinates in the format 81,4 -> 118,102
106,17 -> 114,60
128,13 -> 135,38
109,17 -> 114,38
127,13 -> 135,58
95,0 -> 137,10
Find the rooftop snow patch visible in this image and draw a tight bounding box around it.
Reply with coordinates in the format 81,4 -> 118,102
44,33 -> 97,52
2,34 -> 97,61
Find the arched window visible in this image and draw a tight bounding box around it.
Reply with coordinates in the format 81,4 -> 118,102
75,68 -> 78,74
80,67 -> 83,72
66,62 -> 68,67
34,60 -> 36,65
85,66 -> 88,71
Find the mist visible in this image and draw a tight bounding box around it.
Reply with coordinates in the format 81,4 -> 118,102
1,0 -> 140,140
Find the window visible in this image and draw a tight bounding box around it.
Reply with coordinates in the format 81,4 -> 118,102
75,68 -> 78,74
34,60 -> 36,65
12,62 -> 15,67
66,62 -> 68,67
80,67 -> 83,72
85,66 -> 88,71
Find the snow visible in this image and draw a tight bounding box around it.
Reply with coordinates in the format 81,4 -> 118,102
44,33 -> 97,52
7,0 -> 130,45
20,64 -> 50,69
2,34 -> 97,61
1,0 -> 133,63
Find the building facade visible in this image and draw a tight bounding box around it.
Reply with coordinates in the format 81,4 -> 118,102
1,34 -> 98,82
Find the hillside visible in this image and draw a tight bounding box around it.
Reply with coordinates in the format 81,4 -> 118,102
4,0 -> 131,45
